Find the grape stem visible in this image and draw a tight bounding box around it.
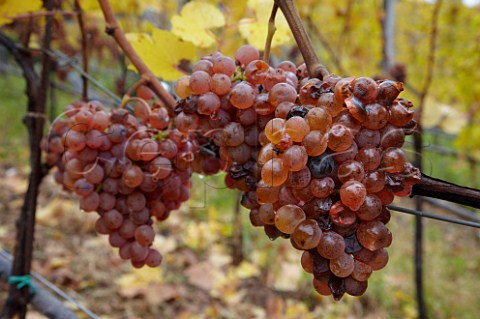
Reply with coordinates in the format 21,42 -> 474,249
412,173 -> 480,209
275,0 -> 329,80
125,77 -> 148,99
97,0 -> 176,112
263,3 -> 279,63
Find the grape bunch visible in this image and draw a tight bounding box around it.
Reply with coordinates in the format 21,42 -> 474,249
42,90 -> 195,268
172,45 -> 420,300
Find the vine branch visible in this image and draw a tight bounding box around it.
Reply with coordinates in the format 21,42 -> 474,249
0,0 -> 54,317
275,0 -> 329,80
74,0 -> 89,101
412,173 -> 479,209
97,0 -> 176,111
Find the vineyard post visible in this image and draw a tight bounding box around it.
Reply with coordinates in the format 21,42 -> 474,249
0,0 -> 54,317
414,1 -> 443,318
382,0 -> 396,75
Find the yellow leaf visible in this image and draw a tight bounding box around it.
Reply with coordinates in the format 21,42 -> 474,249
233,261 -> 260,279
126,29 -> 196,81
239,0 -> 293,49
171,1 -> 225,48
0,0 -> 42,25
422,100 -> 467,134
80,0 -> 149,15
116,266 -> 163,298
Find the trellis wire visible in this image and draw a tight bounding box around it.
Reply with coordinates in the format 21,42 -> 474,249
41,49 -> 122,104
388,205 -> 480,228
0,250 -> 100,319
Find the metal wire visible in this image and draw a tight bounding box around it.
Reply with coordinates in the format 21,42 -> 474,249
0,249 -> 101,319
42,49 -> 122,104
388,205 -> 480,229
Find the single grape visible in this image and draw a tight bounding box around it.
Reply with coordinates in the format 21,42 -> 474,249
211,73 -> 231,96
245,60 -> 269,85
135,225 -> 155,246
377,80 -> 403,106
301,251 -> 314,273
355,128 -> 381,149
284,116 -> 310,143
356,194 -> 383,221
264,118 -> 285,144
357,220 -> 390,251
268,83 -> 297,107
375,188 -> 395,205
306,107 -> 333,132
258,204 -> 275,225
235,45 -> 260,67
197,92 -> 221,115
327,124 -> 354,152
122,165 -> 144,188
330,252 -> 355,278
189,71 -> 211,95
310,177 -> 335,198
145,249 -> 163,267
313,278 -> 332,296
174,75 -> 192,99
109,232 -> 127,248
285,167 -> 311,189
351,259 -> 372,281
292,219 -> 322,250
337,160 -> 365,183
355,147 -> 381,171
307,152 -> 337,179
330,201 -> 357,227
73,178 -> 94,197
212,55 -> 235,76
316,230 -> 345,259
256,180 -> 281,204
126,191 -> 147,212
175,112 -> 199,134
334,110 -> 362,135
193,60 -> 213,75
103,209 -> 123,230
368,248 -> 389,270
363,103 -> 389,130
282,145 -> 308,172
340,180 -> 367,211
130,241 -> 149,262
79,191 -> 100,212
362,171 -> 385,193
261,158 -> 288,187
303,130 -> 328,157
344,276 -> 368,296
380,124 -> 405,149
381,147 -> 407,174
352,77 -> 378,105
275,204 -> 306,234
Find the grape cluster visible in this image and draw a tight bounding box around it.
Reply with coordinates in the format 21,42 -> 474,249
174,46 -> 420,299
44,43 -> 420,299
42,89 -> 195,268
